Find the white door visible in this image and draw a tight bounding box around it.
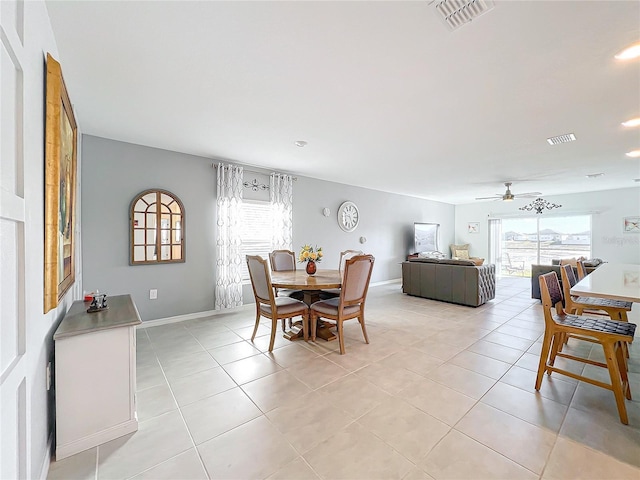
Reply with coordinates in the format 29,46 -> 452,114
0,1 -> 28,478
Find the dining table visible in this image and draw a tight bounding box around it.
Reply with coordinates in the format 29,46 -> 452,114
570,262 -> 640,303
271,269 -> 342,341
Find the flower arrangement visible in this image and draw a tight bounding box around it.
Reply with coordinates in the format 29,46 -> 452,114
298,244 -> 323,264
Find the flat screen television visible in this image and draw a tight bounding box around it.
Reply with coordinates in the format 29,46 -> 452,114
414,222 -> 440,253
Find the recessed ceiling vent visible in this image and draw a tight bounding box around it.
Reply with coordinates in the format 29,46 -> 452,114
433,0 -> 495,30
547,133 -> 577,145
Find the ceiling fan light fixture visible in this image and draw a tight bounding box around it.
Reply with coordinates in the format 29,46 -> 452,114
615,42 -> 640,60
626,150 -> 640,158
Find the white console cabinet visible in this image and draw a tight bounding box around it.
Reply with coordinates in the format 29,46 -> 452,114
54,294 -> 141,460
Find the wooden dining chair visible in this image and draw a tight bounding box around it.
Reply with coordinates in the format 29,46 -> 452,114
319,249 -> 364,300
310,254 -> 374,354
537,272 -> 635,424
560,264 -> 632,321
246,255 -> 309,351
268,249 -> 304,328
576,259 -> 588,281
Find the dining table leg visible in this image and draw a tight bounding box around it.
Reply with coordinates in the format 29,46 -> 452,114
283,290 -> 337,342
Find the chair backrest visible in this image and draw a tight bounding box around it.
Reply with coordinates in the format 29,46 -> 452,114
539,271 -> 565,318
560,264 -> 578,288
246,255 -> 275,304
576,260 -> 587,281
339,250 -> 363,273
341,254 -> 375,304
269,250 -> 296,271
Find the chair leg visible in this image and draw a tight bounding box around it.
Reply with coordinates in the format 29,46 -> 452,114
268,318 -> 277,352
536,330 -> 553,390
311,313 -> 317,341
358,314 -> 369,344
251,310 -> 261,341
602,341 -> 629,424
337,320 -> 345,355
615,341 -> 632,400
548,332 -> 562,368
302,313 -> 308,341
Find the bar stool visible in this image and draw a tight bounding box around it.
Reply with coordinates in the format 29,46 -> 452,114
537,272 -> 635,424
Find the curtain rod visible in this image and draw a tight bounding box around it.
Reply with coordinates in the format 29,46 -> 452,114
211,162 -> 297,181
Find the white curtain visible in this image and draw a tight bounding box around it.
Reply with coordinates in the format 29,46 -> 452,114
488,219 -> 502,275
215,163 -> 244,309
270,173 -> 294,251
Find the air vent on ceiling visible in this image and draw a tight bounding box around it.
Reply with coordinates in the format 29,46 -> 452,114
547,133 -> 577,145
433,0 -> 495,30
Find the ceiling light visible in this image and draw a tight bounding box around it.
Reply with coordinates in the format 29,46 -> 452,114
547,133 -> 576,145
615,43 -> 640,60
622,117 -> 640,127
294,140 -> 307,147
585,173 -> 604,178
626,150 -> 640,158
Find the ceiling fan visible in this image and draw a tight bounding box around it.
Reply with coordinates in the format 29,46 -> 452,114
475,182 -> 542,202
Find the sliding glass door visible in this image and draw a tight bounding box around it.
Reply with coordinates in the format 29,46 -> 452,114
493,215 -> 591,277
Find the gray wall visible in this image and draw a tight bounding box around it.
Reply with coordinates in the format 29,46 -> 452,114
82,136 -> 216,321
292,176 -> 454,280
82,135 -> 455,320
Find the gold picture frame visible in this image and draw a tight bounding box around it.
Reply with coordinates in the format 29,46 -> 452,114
44,53 -> 78,313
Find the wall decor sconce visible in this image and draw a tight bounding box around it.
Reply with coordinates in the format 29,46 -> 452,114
519,197 -> 562,214
243,178 -> 269,191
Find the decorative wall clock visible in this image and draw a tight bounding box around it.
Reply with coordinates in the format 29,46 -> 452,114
337,201 -> 359,232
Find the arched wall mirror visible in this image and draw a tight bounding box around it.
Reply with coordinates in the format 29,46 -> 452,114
130,189 -> 185,265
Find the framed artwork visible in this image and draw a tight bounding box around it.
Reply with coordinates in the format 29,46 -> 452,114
624,217 -> 640,233
468,222 -> 480,234
44,54 -> 78,313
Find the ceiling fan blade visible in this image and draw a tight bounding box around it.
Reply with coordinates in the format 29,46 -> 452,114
475,195 -> 501,200
516,192 -> 542,198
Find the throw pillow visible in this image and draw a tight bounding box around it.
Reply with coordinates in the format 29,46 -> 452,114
449,243 -> 470,257
470,257 -> 484,266
455,249 -> 470,259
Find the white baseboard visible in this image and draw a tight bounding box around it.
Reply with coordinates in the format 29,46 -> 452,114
56,419 -> 138,461
139,279 -> 401,328
138,304 -> 254,329
371,278 -> 401,287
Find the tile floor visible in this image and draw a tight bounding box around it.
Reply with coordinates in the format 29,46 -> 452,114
48,277 -> 640,480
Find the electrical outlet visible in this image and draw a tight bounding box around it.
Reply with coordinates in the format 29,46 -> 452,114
46,362 -> 52,390
149,289 -> 158,300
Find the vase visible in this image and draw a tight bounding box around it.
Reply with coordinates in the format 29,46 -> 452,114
306,260 -> 317,275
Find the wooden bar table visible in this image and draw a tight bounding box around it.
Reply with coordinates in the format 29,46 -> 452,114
271,269 -> 342,341
570,263 -> 640,303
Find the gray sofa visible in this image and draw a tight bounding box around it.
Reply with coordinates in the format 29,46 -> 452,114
401,258 -> 496,307
531,261 -> 599,300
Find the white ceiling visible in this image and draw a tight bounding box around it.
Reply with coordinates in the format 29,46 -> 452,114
45,0 -> 640,205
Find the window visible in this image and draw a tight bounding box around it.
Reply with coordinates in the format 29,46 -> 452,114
240,200 -> 274,281
130,189 -> 185,264
498,214 -> 591,277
